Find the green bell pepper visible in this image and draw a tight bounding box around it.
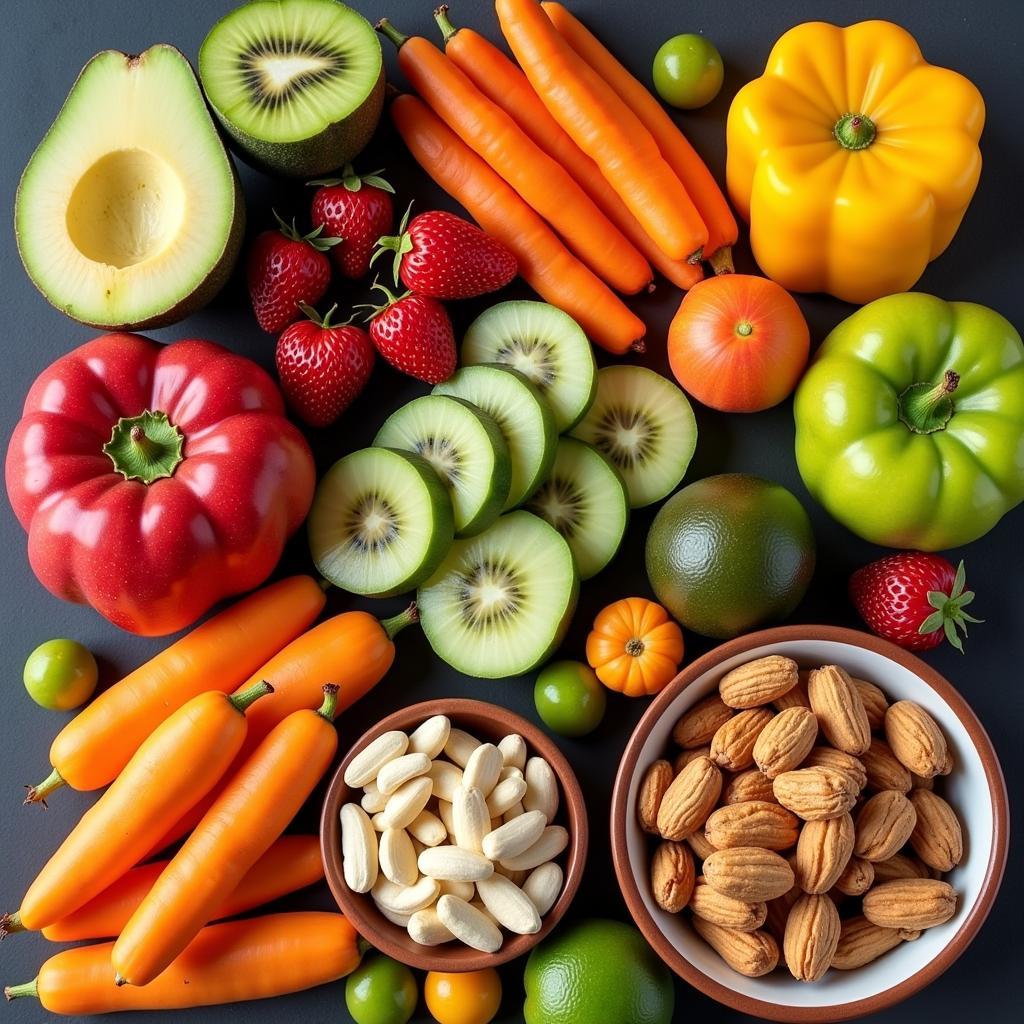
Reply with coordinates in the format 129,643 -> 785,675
795,293 -> 1024,550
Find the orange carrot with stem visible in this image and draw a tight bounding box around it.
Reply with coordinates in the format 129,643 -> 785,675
392,93 -> 646,354
26,575 -> 326,805
5,912 -> 364,1014
9,682 -> 273,932
434,5 -> 703,291
542,1 -> 738,268
377,18 -> 651,296
495,0 -> 706,262
1,835 -> 323,943
112,685 -> 342,987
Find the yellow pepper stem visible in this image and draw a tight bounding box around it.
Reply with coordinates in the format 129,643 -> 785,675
898,370 -> 960,434
834,112 -> 877,150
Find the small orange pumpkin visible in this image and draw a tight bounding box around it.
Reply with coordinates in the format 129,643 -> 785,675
586,597 -> 684,697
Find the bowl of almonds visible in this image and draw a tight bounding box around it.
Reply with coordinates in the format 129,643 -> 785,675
321,697 -> 587,971
611,626 -> 1008,1022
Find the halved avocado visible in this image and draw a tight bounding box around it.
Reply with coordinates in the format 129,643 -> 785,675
15,45 -> 244,331
198,0 -> 385,177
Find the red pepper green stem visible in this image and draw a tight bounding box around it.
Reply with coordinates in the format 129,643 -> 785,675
4,979 -> 38,1002
23,766 -> 66,806
382,603 -> 419,642
318,684 -> 340,722
103,410 -> 184,484
834,112 -> 877,150
434,5 -> 458,42
898,370 -> 959,434
229,680 -> 274,714
376,18 -> 409,49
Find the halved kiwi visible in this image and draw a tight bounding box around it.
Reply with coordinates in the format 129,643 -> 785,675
570,365 -> 697,508
433,365 -> 557,510
373,395 -> 511,538
417,511 -> 579,679
199,0 -> 384,177
527,437 -> 629,579
461,301 -> 596,432
309,447 -> 453,597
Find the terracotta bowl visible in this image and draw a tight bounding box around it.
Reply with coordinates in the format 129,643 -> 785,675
321,697 -> 587,972
611,626 -> 1008,1023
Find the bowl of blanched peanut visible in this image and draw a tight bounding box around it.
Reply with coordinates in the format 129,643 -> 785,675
321,698 -> 588,971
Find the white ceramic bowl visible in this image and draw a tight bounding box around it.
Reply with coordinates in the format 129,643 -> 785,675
611,626 -> 1008,1022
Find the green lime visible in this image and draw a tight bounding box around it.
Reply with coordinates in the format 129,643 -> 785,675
652,33 -> 724,109
524,918 -> 674,1024
646,474 -> 815,639
23,639 -> 98,711
345,955 -> 418,1024
534,660 -> 606,737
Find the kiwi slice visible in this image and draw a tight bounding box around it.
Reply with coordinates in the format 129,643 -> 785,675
433,365 -> 557,510
309,447 -> 453,597
527,437 -> 629,579
570,365 -> 697,509
462,301 -> 597,432
199,0 -> 384,177
373,395 -> 511,538
417,511 -> 579,679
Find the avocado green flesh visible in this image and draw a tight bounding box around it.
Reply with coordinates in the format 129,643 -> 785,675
199,0 -> 384,177
645,474 -> 816,639
15,45 -> 243,330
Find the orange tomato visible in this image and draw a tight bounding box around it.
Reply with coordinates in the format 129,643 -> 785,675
425,968 -> 502,1024
667,274 -> 809,413
586,597 -> 684,697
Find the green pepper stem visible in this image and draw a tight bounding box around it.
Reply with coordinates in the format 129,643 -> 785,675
317,684 -> 340,722
735,321 -> 753,337
102,410 -> 184,484
229,680 -> 274,714
834,112 -> 877,150
376,19 -> 409,48
4,980 -> 38,1002
898,370 -> 960,434
24,767 -> 65,806
382,603 -> 419,641
434,5 -> 458,42
0,911 -> 25,938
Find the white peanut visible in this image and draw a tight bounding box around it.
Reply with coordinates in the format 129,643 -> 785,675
340,803 -> 379,894
428,760 -> 465,803
486,776 -> 528,817
380,776 -> 433,830
379,827 -> 418,886
439,879 -> 476,901
463,743 -> 503,796
374,901 -> 411,928
436,895 -> 502,953
476,873 -> 542,935
377,752 -> 431,795
360,781 -> 388,814
408,715 -> 451,759
444,728 -> 482,768
408,907 -> 455,946
453,785 -> 490,852
498,826 -> 569,872
345,731 -> 408,787
407,809 -> 447,847
437,799 -> 456,836
418,845 -> 494,883
498,733 -> 527,770
503,801 -> 526,822
482,810 -> 547,861
523,862 -> 563,916
372,874 -> 440,915
523,757 -> 559,822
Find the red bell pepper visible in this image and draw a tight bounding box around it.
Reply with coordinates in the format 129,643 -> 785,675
5,333 -> 316,636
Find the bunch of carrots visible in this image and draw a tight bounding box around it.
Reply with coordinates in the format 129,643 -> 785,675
381,0 -> 738,355
4,575 -> 416,1014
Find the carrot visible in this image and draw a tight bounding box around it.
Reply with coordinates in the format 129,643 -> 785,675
111,686 -> 341,987
9,682 -> 273,932
435,6 -> 703,291
147,605 -> 416,855
377,18 -> 651,296
4,912 -> 363,1014
27,575 -> 326,805
542,1 -> 738,266
495,0 -> 706,262
1,835 -> 322,943
392,94 -> 646,354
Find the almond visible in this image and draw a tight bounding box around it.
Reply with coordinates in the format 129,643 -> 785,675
753,707 -> 818,779
686,831 -> 717,863
833,856 -> 874,897
831,915 -> 904,969
672,694 -> 733,748
871,852 -> 931,884
710,708 -> 774,771
854,790 -> 917,862
884,701 -> 948,778
773,678 -> 810,713
719,655 -> 799,709
773,766 -> 858,821
650,840 -> 696,913
637,760 -> 674,834
852,679 -> 889,731
704,801 -> 799,851
723,769 -> 777,805
656,756 -> 722,841
794,813 -> 854,894
801,747 -> 867,792
908,790 -> 963,871
689,876 -> 767,932
763,883 -> 800,942
861,738 -> 913,794
673,746 -> 712,774
703,847 -> 795,902
783,893 -> 840,981
862,878 -> 957,930
692,918 -> 779,977
807,665 -> 871,755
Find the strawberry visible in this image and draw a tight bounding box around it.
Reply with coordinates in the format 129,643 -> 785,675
361,282 -> 456,385
247,212 -> 340,333
310,166 -> 395,279
849,553 -> 982,653
374,206 -> 517,300
275,303 -> 375,428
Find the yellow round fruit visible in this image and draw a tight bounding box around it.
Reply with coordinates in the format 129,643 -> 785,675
425,969 -> 501,1024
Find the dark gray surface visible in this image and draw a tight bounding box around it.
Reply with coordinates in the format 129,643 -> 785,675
0,1 -> 1020,1021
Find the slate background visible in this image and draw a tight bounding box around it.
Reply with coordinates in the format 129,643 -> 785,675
0,1 -> 1020,1021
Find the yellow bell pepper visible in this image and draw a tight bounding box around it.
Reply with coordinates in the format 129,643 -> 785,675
726,21 -> 984,304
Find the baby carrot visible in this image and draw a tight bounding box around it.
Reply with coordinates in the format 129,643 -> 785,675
392,93 -> 646,354
496,0 -> 707,262
27,575 -> 326,805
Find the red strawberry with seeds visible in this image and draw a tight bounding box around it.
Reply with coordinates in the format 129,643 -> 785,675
247,212 -> 340,333
275,303 -> 375,428
374,206 -> 518,300
361,281 -> 456,385
310,165 -> 395,279
850,552 -> 982,653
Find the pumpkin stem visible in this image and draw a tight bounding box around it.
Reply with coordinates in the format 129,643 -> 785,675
625,637 -> 645,657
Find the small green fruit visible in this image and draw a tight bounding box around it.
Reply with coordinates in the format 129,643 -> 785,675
24,639 -> 98,711
345,955 -> 418,1024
